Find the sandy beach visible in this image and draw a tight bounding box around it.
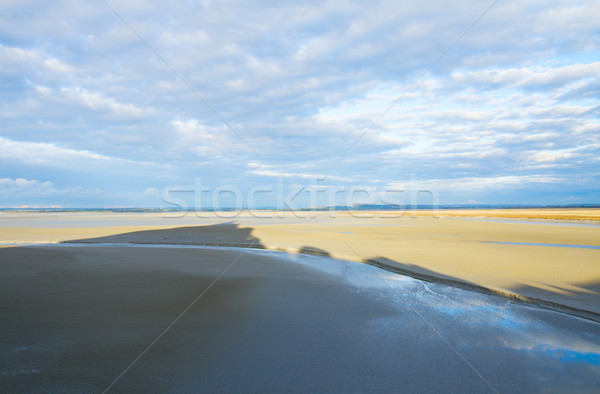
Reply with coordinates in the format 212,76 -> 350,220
1,209 -> 599,317
1,210 -> 600,391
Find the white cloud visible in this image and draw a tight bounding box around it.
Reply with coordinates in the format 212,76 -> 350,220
143,187 -> 161,197
0,43 -> 76,77
0,177 -> 87,198
531,150 -> 576,164
58,87 -> 148,119
0,136 -> 110,165
0,136 -> 157,169
448,62 -> 600,90
171,119 -> 249,158
0,44 -> 39,73
248,162 -> 353,182
387,175 -> 563,192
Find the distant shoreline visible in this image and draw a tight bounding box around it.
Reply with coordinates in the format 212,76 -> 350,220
2,204 -> 600,213
2,206 -> 599,222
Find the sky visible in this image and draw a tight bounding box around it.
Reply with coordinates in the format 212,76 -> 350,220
0,0 -> 599,208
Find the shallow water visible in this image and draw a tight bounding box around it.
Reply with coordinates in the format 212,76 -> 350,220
461,216 -> 600,228
484,241 -> 600,249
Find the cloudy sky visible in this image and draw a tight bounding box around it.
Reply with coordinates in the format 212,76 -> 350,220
1,0 -> 599,208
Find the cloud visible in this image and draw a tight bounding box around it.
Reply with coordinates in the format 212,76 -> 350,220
0,177 -> 86,198
387,175 -> 563,192
0,136 -> 112,165
0,136 -> 160,169
247,162 -> 354,182
448,62 -> 600,91
530,150 -> 577,164
143,187 -> 161,197
0,0 -> 599,206
58,87 -> 149,119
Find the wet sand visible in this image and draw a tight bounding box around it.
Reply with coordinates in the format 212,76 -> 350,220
1,244 -> 599,392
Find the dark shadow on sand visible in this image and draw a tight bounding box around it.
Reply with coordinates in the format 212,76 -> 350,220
297,246 -> 331,257
64,223 -> 265,249
61,224 -> 600,321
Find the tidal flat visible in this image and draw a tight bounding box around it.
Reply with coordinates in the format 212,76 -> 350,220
1,211 -> 599,392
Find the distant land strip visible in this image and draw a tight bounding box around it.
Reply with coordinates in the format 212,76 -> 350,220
2,206 -> 600,222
